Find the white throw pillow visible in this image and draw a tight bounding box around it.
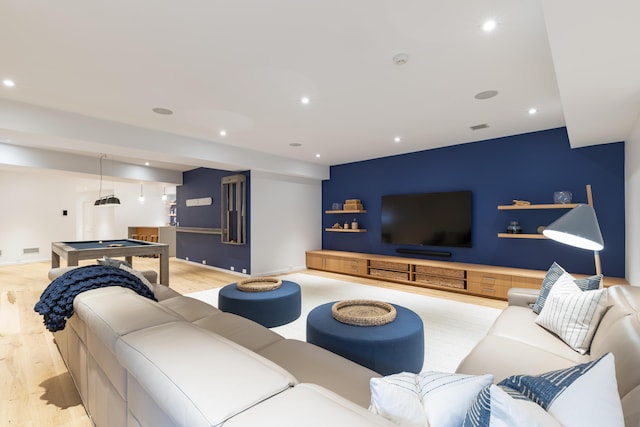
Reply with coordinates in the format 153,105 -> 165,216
463,384 -> 561,427
370,371 -> 493,427
532,262 -> 602,314
119,264 -> 154,290
498,353 -> 624,427
534,272 -> 608,354
369,372 -> 425,427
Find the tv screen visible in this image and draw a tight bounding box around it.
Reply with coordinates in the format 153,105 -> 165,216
381,190 -> 472,247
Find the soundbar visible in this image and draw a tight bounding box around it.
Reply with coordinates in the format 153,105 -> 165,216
396,248 -> 452,258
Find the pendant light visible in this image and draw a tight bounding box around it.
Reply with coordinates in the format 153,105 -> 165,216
94,154 -> 120,207
138,184 -> 145,202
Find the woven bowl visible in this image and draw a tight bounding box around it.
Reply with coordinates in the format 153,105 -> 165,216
331,299 -> 397,326
236,277 -> 282,292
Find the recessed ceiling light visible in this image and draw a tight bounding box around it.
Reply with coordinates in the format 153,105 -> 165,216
301,96 -> 310,105
2,79 -> 15,88
152,107 -> 173,115
144,162 -> 150,166
289,143 -> 302,147
315,153 -> 320,158
394,136 -> 401,143
528,107 -> 538,115
219,130 -> 227,137
392,53 -> 409,65
474,90 -> 499,100
482,19 -> 497,32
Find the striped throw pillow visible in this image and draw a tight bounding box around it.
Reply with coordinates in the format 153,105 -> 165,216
369,371 -> 493,427
534,272 -> 608,354
532,262 -> 602,314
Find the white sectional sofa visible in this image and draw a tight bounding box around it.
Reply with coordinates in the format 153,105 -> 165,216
52,280 -> 394,427
456,285 -> 640,427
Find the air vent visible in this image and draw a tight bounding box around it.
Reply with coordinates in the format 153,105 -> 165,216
470,123 -> 489,131
23,247 -> 40,254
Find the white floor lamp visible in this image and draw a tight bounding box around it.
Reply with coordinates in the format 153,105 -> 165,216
543,204 -> 604,275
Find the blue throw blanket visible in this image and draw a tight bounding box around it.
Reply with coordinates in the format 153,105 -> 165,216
34,265 -> 157,332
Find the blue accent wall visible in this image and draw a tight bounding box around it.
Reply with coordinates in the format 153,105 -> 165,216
176,168 -> 251,273
322,128 -> 625,278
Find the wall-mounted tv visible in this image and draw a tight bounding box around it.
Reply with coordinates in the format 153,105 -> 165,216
381,190 -> 472,248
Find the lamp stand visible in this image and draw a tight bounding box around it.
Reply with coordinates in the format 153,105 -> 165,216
594,251 -> 602,276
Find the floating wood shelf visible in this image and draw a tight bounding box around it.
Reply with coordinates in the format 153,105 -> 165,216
497,233 -> 547,239
497,204 -> 578,210
325,228 -> 367,233
325,209 -> 367,214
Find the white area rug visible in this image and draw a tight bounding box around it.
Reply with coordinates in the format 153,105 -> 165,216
186,272 -> 502,373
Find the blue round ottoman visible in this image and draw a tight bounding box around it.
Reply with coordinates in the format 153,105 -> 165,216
218,280 -> 301,328
306,302 -> 424,375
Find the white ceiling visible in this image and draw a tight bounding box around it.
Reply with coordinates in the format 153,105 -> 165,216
0,0 -> 638,179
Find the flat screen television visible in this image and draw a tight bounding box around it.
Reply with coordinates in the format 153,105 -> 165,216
381,190 -> 472,248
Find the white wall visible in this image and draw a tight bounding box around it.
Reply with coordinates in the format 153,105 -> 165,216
0,167 -> 175,265
626,121 -> 640,285
250,171 -> 322,275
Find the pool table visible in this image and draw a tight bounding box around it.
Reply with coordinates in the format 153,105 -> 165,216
51,239 -> 170,285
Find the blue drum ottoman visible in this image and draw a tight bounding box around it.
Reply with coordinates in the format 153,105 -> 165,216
218,280 -> 301,328
306,301 -> 424,375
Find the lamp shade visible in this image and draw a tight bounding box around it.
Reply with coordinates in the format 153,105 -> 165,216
94,195 -> 120,207
543,204 -> 604,251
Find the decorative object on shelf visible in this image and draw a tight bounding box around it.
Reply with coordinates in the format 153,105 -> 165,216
543,204 -> 604,275
351,218 -> 358,229
331,223 -> 342,229
512,199 -> 531,206
344,221 -> 349,229
343,199 -> 364,211
331,299 -> 397,326
94,154 -> 121,207
506,221 -> 522,234
332,202 -> 342,210
237,277 -> 283,292
553,191 -> 573,204
537,226 -> 546,234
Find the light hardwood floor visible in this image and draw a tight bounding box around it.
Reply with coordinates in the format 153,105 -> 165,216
1,257 -> 505,426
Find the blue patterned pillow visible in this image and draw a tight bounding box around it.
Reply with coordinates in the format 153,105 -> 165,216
464,353 -> 624,427
498,353 -> 624,427
463,384 -> 559,426
531,262 -> 602,314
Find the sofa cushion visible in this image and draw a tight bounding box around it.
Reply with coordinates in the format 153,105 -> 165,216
486,306 -> 585,363
159,295 -> 222,322
223,384 -> 396,427
369,371 -> 493,427
258,339 -> 380,408
194,312 -> 284,352
534,273 -> 608,354
456,335 -> 584,381
151,283 -> 182,301
116,321 -> 296,427
498,353 -> 624,427
74,287 -> 181,353
532,262 -> 602,314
